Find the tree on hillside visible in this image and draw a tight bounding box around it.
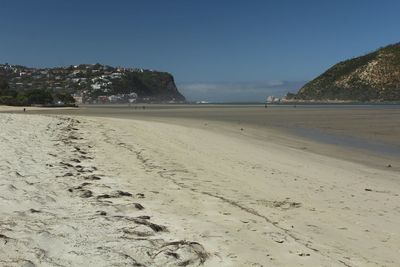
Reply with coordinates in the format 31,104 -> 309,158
0,77 -> 19,105
0,76 -> 9,91
55,92 -> 76,104
20,89 -> 54,105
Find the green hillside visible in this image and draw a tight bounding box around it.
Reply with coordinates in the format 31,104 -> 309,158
295,43 -> 400,101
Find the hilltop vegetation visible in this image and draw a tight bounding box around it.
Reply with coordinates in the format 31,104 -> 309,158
294,43 -> 400,101
0,76 -> 59,106
0,63 -> 185,105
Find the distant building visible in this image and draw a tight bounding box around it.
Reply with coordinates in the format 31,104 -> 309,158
73,95 -> 83,104
266,95 -> 281,103
97,96 -> 109,103
91,83 -> 102,90
110,73 -> 122,79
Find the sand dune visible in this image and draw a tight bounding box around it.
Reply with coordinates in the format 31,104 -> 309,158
0,113 -> 399,266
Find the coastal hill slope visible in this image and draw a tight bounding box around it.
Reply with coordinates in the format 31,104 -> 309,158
0,63 -> 185,103
295,42 -> 400,101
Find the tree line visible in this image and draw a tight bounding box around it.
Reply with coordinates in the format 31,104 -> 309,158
0,77 -> 75,106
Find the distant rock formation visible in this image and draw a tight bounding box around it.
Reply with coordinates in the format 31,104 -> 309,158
294,43 -> 400,101
0,63 -> 185,104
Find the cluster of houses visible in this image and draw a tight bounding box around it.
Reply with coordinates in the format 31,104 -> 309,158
96,93 -> 138,104
0,63 -> 150,104
266,95 -> 282,103
72,92 -> 138,104
89,73 -> 123,91
266,93 -> 295,104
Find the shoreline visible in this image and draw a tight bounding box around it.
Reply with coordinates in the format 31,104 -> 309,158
6,104 -> 398,171
1,112 -> 399,266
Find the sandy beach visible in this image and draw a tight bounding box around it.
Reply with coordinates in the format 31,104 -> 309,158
16,104 -> 400,170
1,107 -> 399,266
3,1 -> 400,266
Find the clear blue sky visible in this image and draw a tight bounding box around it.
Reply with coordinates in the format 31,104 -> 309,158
1,0 -> 399,101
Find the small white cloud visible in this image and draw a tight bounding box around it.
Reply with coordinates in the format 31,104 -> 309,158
180,83 -> 219,92
266,80 -> 284,86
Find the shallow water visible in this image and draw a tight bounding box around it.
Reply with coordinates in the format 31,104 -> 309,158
292,126 -> 400,157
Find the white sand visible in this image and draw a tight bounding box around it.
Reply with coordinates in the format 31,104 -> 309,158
0,113 -> 399,266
